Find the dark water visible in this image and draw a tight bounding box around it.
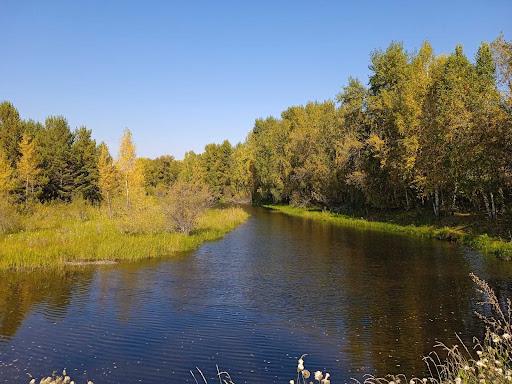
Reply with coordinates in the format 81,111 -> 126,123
1,207 -> 511,383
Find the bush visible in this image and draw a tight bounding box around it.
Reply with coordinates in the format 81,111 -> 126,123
160,181 -> 214,234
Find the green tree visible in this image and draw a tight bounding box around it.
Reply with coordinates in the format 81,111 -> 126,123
231,143 -> 253,200
416,46 -> 474,217
201,140 -> 233,200
140,155 -> 181,195
38,116 -> 74,201
0,148 -> 14,196
97,143 -> 119,217
247,117 -> 290,203
179,151 -> 206,184
282,102 -> 338,206
71,127 -> 100,202
0,102 -> 23,165
466,42 -> 510,219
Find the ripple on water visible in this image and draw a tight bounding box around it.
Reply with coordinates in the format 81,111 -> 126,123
0,207 -> 511,383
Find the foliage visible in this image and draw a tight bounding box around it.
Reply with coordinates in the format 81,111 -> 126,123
0,147 -> 14,195
97,143 -> 119,217
243,37 -> 512,221
160,180 -> 214,234
17,133 -> 40,201
71,127 -> 100,202
139,155 -> 181,195
116,128 -> 139,209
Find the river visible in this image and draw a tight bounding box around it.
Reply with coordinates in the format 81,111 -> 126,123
1,207 -> 511,383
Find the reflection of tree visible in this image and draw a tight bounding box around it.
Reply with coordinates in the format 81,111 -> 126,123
0,269 -> 95,339
239,210 -> 491,378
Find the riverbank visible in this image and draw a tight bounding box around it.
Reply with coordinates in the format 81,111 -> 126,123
266,205 -> 512,260
0,206 -> 249,270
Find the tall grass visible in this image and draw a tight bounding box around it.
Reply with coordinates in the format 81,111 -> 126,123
266,205 -> 512,260
0,201 -> 249,270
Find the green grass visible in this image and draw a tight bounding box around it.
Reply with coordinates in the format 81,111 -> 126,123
0,205 -> 249,270
266,204 -> 512,260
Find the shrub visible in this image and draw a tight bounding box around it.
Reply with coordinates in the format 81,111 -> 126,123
160,180 -> 213,234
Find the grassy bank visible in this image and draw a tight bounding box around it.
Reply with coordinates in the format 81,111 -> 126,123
266,205 -> 512,260
0,204 -> 249,270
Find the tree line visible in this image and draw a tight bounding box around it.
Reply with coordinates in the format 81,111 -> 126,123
1,36 -> 511,220
245,36 -> 512,219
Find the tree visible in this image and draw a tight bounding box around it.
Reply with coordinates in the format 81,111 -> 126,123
335,77 -> 370,208
140,155 -> 181,195
160,180 -> 213,234
282,102 -> 338,206
466,42 -> 510,219
416,46 -> 474,217
201,140 -> 233,200
0,148 -> 14,196
97,143 -> 119,217
38,116 -> 74,201
231,143 -> 253,200
17,133 -> 40,201
247,117 -> 291,203
71,126 -> 100,202
491,33 -> 512,105
117,128 -> 138,209
0,101 -> 23,165
179,151 -> 206,184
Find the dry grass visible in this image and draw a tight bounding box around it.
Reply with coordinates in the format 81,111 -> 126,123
0,200 -> 248,270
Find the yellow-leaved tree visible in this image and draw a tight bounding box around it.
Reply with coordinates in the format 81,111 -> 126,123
116,129 -> 144,209
17,133 -> 40,201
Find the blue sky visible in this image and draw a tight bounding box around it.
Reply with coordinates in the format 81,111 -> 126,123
1,1 -> 511,159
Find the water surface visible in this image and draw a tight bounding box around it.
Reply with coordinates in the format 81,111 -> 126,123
1,207 -> 511,383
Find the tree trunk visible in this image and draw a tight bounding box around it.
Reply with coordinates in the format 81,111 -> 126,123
432,189 -> 440,218
451,185 -> 458,215
125,176 -> 129,210
107,193 -> 113,219
483,192 -> 492,220
490,192 -> 497,220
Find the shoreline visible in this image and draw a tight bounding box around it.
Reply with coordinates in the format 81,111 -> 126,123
265,205 -> 512,261
0,207 -> 249,271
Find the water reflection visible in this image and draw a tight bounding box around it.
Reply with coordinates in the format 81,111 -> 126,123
0,207 -> 511,383
0,269 -> 95,340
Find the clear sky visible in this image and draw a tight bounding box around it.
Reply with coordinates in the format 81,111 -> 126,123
1,1 -> 511,159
